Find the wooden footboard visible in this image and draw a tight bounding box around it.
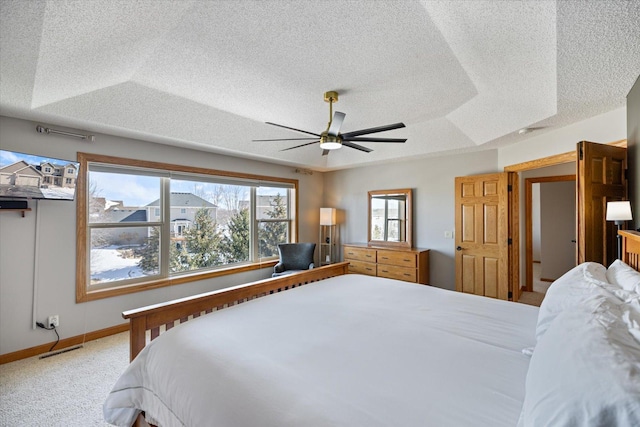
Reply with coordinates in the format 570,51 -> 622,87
123,262 -> 349,361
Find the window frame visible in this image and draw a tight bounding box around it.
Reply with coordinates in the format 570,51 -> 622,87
76,152 -> 298,303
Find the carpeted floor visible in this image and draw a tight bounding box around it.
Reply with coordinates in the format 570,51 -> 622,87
517,290 -> 545,307
517,263 -> 550,307
0,332 -> 129,426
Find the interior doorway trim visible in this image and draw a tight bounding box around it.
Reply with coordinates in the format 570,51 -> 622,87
525,175 -> 576,292
504,139 -> 626,172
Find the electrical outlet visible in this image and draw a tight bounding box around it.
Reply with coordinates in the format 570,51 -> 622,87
48,315 -> 59,328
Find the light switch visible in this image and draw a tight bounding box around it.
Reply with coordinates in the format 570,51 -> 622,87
444,230 -> 453,239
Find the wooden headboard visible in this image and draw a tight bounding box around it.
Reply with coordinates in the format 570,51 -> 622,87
620,230 -> 640,271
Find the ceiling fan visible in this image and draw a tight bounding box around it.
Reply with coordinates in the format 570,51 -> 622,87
253,91 -> 407,156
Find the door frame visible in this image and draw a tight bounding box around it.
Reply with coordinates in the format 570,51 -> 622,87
524,175 -> 576,292
503,139 -> 626,294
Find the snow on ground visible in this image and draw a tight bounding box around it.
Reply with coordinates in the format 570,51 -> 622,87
40,186 -> 76,200
91,247 -> 147,282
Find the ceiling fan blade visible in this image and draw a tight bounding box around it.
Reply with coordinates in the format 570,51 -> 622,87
342,141 -> 373,153
322,150 -> 330,156
265,122 -> 320,137
341,137 -> 407,143
327,111 -> 346,136
280,141 -> 319,151
252,137 -> 319,142
341,122 -> 406,138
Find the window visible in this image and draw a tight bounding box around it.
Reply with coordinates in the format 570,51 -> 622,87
371,196 -> 405,242
67,168 -> 75,174
77,153 -> 298,302
65,178 -> 73,184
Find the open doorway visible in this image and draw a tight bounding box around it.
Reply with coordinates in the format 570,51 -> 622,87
526,175 -> 576,293
503,139 -> 626,304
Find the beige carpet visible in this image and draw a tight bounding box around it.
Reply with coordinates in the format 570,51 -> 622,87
517,290 -> 545,307
0,332 -> 129,426
517,263 -> 550,307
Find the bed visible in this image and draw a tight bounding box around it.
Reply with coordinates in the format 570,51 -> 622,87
104,231 -> 640,427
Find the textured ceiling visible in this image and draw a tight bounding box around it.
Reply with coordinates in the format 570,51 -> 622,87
1,0 -> 638,171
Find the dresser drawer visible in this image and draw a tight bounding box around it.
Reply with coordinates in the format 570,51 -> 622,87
377,264 -> 417,282
347,260 -> 377,276
342,244 -> 429,285
377,250 -> 416,268
344,246 -> 377,263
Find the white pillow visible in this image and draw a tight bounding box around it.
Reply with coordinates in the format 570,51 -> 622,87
521,296 -> 640,427
607,259 -> 640,294
586,260 -> 640,302
535,262 -> 620,341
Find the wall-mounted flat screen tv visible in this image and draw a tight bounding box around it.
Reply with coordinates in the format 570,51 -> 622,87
0,149 -> 80,201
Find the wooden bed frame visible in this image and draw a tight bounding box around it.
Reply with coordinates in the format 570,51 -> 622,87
123,232 -> 640,362
620,230 -> 640,271
123,262 -> 350,361
122,232 -> 640,427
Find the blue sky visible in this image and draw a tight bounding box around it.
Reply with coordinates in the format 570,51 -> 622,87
90,172 -> 284,207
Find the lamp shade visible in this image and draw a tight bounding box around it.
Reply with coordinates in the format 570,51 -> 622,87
320,207 -> 337,225
606,201 -> 633,221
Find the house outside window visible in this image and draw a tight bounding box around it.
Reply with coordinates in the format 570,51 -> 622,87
77,153 -> 297,302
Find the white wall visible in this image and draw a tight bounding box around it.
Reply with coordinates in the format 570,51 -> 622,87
498,107 -> 627,169
323,150 -> 499,291
532,184 -> 541,262
0,115 -> 324,355
540,181 -> 576,280
628,76 -> 640,230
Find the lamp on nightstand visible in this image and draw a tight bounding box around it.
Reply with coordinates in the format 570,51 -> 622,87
606,201 -> 633,260
319,208 -> 337,265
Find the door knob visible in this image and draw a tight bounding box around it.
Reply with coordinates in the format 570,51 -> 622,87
456,246 -> 463,251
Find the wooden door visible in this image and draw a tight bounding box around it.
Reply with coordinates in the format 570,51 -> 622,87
577,141 -> 627,266
455,173 -> 515,300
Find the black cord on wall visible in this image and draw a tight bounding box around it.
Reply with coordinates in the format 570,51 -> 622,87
36,322 -> 60,352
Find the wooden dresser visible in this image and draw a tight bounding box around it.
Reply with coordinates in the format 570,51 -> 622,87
343,243 -> 430,285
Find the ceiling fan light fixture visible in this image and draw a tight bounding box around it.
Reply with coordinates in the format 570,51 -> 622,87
319,133 -> 342,150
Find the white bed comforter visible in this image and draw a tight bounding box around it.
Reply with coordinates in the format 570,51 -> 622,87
104,274 -> 538,427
